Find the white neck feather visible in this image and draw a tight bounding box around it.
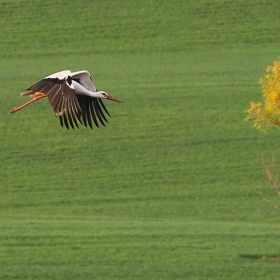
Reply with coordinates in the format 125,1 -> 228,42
72,80 -> 102,97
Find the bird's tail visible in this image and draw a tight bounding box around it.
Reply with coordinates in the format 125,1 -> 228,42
21,90 -> 42,97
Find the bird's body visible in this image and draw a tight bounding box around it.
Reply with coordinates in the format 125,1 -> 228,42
9,70 -> 121,129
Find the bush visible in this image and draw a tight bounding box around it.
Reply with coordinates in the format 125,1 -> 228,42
246,60 -> 280,132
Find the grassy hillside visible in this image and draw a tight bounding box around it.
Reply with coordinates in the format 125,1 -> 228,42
1,0 -> 280,279
1,0 -> 280,57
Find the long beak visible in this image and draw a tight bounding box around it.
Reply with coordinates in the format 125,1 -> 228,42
106,95 -> 122,103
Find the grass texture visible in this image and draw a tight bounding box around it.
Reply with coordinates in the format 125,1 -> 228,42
1,0 -> 280,279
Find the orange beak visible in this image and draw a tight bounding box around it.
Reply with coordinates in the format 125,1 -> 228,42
106,95 -> 122,103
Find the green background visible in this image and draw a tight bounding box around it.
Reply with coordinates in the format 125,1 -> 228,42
1,0 -> 280,279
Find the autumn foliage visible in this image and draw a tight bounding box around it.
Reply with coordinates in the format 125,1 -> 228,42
246,60 -> 280,132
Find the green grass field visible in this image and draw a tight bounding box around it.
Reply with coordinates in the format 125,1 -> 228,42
1,0 -> 280,279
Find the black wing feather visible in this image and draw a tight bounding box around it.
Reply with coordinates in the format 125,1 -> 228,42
88,99 -> 99,128
66,101 -> 75,129
95,99 -> 109,123
77,96 -> 111,128
98,99 -> 111,117
92,99 -> 106,126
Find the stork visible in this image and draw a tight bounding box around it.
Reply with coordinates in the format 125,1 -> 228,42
9,70 -> 122,129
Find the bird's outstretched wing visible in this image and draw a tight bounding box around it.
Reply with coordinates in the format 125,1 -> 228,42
71,70 -> 96,92
76,96 -> 111,129
71,71 -> 112,129
27,70 -> 83,129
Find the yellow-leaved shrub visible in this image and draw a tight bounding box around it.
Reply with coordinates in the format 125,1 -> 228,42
246,61 -> 280,132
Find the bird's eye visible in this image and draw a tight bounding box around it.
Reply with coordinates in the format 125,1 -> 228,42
102,93 -> 107,96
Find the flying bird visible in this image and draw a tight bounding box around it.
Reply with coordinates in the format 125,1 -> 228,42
9,70 -> 122,129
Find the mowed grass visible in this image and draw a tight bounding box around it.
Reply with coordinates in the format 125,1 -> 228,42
1,218 -> 280,279
1,0 -> 280,279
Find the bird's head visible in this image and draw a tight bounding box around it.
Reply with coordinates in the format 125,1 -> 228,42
97,91 -> 122,103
